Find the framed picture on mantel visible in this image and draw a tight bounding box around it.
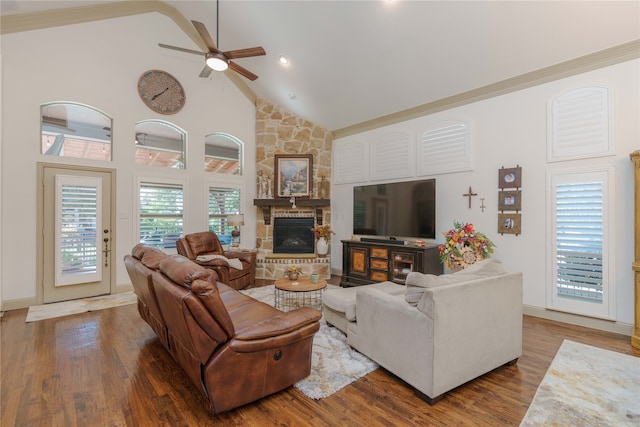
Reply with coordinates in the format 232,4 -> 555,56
275,154 -> 313,198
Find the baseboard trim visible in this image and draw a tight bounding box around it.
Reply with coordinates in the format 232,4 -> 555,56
523,304 -> 632,336
2,297 -> 37,312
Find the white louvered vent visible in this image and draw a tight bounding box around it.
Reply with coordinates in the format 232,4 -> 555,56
371,131 -> 413,180
418,121 -> 470,176
549,86 -> 610,161
334,140 -> 368,184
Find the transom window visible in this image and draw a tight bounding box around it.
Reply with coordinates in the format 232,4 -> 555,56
205,133 -> 243,175
41,102 -> 112,161
134,120 -> 186,169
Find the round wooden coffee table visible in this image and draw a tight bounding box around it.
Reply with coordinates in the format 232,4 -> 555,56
274,276 -> 327,312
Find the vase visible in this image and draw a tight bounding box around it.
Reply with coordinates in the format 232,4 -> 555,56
288,271 -> 299,281
316,237 -> 328,258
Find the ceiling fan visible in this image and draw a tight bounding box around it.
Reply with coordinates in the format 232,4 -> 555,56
158,1 -> 265,81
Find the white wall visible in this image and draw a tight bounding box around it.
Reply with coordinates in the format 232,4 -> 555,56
331,60 -> 640,327
0,13 -> 257,305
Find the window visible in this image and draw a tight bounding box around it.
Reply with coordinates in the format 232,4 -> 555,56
41,102 -> 112,161
418,121 -> 470,175
208,187 -> 241,246
548,169 -> 614,319
205,133 -> 243,174
134,120 -> 186,169
548,86 -> 611,161
139,181 -> 184,249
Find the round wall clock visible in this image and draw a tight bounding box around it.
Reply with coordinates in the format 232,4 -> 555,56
137,70 -> 186,115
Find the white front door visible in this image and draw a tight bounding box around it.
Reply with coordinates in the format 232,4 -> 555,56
41,165 -> 114,303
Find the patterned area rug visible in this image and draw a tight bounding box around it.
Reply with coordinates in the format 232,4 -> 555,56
520,340 -> 640,426
25,291 -> 137,323
241,285 -> 378,399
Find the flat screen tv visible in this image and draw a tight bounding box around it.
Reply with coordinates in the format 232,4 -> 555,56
353,179 -> 436,240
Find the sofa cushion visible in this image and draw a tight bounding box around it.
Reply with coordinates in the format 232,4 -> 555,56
405,259 -> 508,306
324,281 -> 404,321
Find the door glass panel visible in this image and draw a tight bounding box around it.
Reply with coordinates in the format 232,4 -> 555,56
205,133 -> 242,174
55,175 -> 102,286
135,120 -> 186,169
41,102 -> 112,160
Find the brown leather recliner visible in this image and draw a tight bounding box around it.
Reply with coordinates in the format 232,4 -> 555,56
176,231 -> 256,290
124,248 -> 321,414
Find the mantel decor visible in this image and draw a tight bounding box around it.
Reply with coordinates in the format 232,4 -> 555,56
275,154 -> 313,198
439,221 -> 496,270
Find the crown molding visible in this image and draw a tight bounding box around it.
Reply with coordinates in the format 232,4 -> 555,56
0,1 -> 257,105
332,39 -> 640,139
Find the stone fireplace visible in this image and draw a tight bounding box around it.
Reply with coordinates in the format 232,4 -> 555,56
254,99 -> 333,280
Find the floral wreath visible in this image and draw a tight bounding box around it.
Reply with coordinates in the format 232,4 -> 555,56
438,221 -> 496,269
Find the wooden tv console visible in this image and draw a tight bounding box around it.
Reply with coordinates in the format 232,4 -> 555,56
340,239 -> 443,287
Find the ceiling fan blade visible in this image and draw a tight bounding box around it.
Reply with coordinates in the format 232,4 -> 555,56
229,61 -> 258,81
199,65 -> 213,78
158,43 -> 205,56
191,20 -> 219,53
224,46 -> 266,59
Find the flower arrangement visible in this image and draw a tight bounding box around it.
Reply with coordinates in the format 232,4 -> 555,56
438,221 -> 496,270
286,265 -> 303,274
310,224 -> 335,240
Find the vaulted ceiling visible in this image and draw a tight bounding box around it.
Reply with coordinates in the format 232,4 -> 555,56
2,1 -> 639,136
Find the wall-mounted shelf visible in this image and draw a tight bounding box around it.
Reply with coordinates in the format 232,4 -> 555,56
253,198 -> 330,225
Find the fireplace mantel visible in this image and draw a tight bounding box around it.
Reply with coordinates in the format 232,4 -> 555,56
253,198 -> 330,225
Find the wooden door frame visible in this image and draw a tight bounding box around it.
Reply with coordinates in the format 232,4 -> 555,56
36,163 -> 117,305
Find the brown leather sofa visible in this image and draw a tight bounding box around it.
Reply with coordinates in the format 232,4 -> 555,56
124,244 -> 321,413
176,231 -> 256,290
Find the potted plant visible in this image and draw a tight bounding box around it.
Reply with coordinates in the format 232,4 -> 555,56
310,224 -> 335,258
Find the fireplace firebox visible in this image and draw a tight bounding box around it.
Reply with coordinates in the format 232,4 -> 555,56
273,217 -> 315,254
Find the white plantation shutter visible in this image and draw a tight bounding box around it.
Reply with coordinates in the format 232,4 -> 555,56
208,187 -> 241,244
548,169 -> 613,319
139,182 -> 184,249
555,181 -> 603,302
549,86 -> 610,161
55,175 -> 101,286
334,140 -> 368,184
418,121 -> 470,175
371,131 -> 413,180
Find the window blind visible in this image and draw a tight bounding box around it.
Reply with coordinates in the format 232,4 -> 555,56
555,181 -> 603,302
139,182 -> 183,248
208,187 -> 241,245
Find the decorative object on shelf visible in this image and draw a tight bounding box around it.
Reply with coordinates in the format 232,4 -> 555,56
439,221 -> 496,270
274,154 -> 313,198
227,213 -> 244,247
285,265 -> 303,281
462,186 -> 478,208
318,176 -> 330,199
498,165 -> 522,235
311,224 -> 335,258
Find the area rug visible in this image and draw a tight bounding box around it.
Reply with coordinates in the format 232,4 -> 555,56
520,339 -> 640,426
25,291 -> 137,323
241,285 -> 378,399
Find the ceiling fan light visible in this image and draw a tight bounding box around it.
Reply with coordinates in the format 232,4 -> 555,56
206,52 -> 229,71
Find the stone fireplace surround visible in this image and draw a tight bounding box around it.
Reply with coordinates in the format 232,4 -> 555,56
255,208 -> 331,281
255,99 -> 333,281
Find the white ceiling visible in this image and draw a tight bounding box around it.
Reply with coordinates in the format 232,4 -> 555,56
2,1 -> 639,132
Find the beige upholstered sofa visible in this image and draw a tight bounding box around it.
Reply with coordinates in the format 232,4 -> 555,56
323,259 -> 523,403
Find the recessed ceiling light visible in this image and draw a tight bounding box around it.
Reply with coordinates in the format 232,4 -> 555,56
279,55 -> 289,65
288,93 -> 296,100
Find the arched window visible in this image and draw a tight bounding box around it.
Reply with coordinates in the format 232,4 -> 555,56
205,133 -> 243,175
134,120 -> 187,169
41,102 -> 112,161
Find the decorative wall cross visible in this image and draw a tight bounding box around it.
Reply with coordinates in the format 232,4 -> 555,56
463,186 -> 478,208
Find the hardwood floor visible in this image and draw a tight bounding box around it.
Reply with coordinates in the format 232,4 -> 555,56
2,282 -> 638,427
